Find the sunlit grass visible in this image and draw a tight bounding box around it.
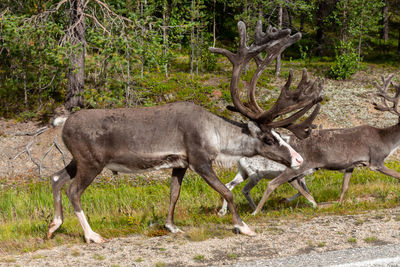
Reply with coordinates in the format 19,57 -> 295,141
1,163 -> 400,254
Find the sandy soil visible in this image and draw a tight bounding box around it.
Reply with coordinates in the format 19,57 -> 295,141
2,207 -> 400,266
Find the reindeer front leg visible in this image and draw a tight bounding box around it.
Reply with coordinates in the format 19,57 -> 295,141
67,165 -> 104,244
191,155 -> 256,236
252,169 -> 296,215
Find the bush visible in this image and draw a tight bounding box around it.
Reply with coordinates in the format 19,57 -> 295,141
329,41 -> 359,80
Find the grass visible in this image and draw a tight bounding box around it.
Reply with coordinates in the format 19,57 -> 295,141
193,254 -> 205,262
93,254 -> 105,261
348,237 -> 357,244
364,236 -> 378,243
2,163 -> 400,255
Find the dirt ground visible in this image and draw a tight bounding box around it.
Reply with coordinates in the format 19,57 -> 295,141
2,66 -> 400,265
3,207 -> 400,266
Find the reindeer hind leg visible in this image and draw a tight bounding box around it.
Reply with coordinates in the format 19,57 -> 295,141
165,168 -> 187,233
339,168 -> 354,204
218,170 -> 247,216
47,160 -> 77,239
289,176 -> 317,208
66,163 -> 104,243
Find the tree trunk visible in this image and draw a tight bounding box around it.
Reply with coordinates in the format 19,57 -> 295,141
162,0 -> 172,78
382,0 -> 389,42
358,0 -> 365,59
340,0 -> 349,43
300,13 -> 305,32
315,1 -> 325,56
140,0 -> 145,78
213,0 -> 216,47
397,27 -> 400,56
190,0 -> 195,76
65,0 -> 85,111
275,4 -> 283,77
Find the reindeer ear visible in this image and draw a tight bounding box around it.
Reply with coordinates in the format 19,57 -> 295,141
248,121 -> 262,137
281,134 -> 291,143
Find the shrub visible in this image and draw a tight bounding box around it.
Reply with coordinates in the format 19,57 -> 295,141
329,41 -> 359,80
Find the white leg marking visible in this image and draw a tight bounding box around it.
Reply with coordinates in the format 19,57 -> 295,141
165,223 -> 184,233
76,211 -> 105,243
234,222 -> 256,236
53,175 -> 59,182
48,215 -> 63,236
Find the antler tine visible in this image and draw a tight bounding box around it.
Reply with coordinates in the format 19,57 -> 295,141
255,69 -> 324,124
285,104 -> 322,139
209,20 -> 302,121
373,74 -> 400,116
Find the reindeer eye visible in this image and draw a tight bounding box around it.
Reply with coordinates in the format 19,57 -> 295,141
262,136 -> 274,145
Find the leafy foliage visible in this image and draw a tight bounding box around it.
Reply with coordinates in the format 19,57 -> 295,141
0,0 -> 398,118
329,41 -> 360,80
0,13 -> 69,117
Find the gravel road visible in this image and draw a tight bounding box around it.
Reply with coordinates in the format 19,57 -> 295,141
226,243 -> 400,267
2,207 -> 400,266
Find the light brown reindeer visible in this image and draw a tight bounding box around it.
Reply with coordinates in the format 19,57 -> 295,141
251,74 -> 400,215
47,20 -> 323,243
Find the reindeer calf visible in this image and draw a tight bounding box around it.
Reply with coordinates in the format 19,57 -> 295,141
219,156 -> 317,216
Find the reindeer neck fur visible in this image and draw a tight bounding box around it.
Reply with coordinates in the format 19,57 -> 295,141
378,122 -> 400,157
213,118 -> 262,168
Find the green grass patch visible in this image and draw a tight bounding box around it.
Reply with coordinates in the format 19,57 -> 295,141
364,236 -> 377,243
348,237 -> 357,244
1,162 -> 400,254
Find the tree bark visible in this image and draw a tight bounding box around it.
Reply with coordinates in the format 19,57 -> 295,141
315,0 -> 333,56
65,0 -> 85,111
397,27 -> 400,56
382,0 -> 389,41
340,0 -> 349,43
190,0 -> 195,76
213,0 -> 216,47
275,4 -> 283,77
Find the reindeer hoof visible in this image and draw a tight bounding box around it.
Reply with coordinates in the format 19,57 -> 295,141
85,232 -> 106,244
165,223 -> 184,234
217,209 -> 227,217
47,218 -> 63,239
47,231 -> 53,239
234,222 -> 256,237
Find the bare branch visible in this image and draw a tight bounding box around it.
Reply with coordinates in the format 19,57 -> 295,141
84,13 -> 110,35
13,127 -> 49,171
39,135 -> 66,178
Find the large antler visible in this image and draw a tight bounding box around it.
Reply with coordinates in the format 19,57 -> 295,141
373,74 -> 400,116
209,20 -> 324,139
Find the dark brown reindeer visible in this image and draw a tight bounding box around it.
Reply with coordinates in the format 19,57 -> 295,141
47,20 -> 323,243
251,74 -> 400,215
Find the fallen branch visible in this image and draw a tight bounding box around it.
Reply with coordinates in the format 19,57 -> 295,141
13,127 -> 49,169
39,135 -> 66,177
13,126 -> 66,179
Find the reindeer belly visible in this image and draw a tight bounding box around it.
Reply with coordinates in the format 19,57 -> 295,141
106,153 -> 188,173
241,156 -> 286,178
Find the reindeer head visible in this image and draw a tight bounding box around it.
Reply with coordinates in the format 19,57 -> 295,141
210,20 -> 324,168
